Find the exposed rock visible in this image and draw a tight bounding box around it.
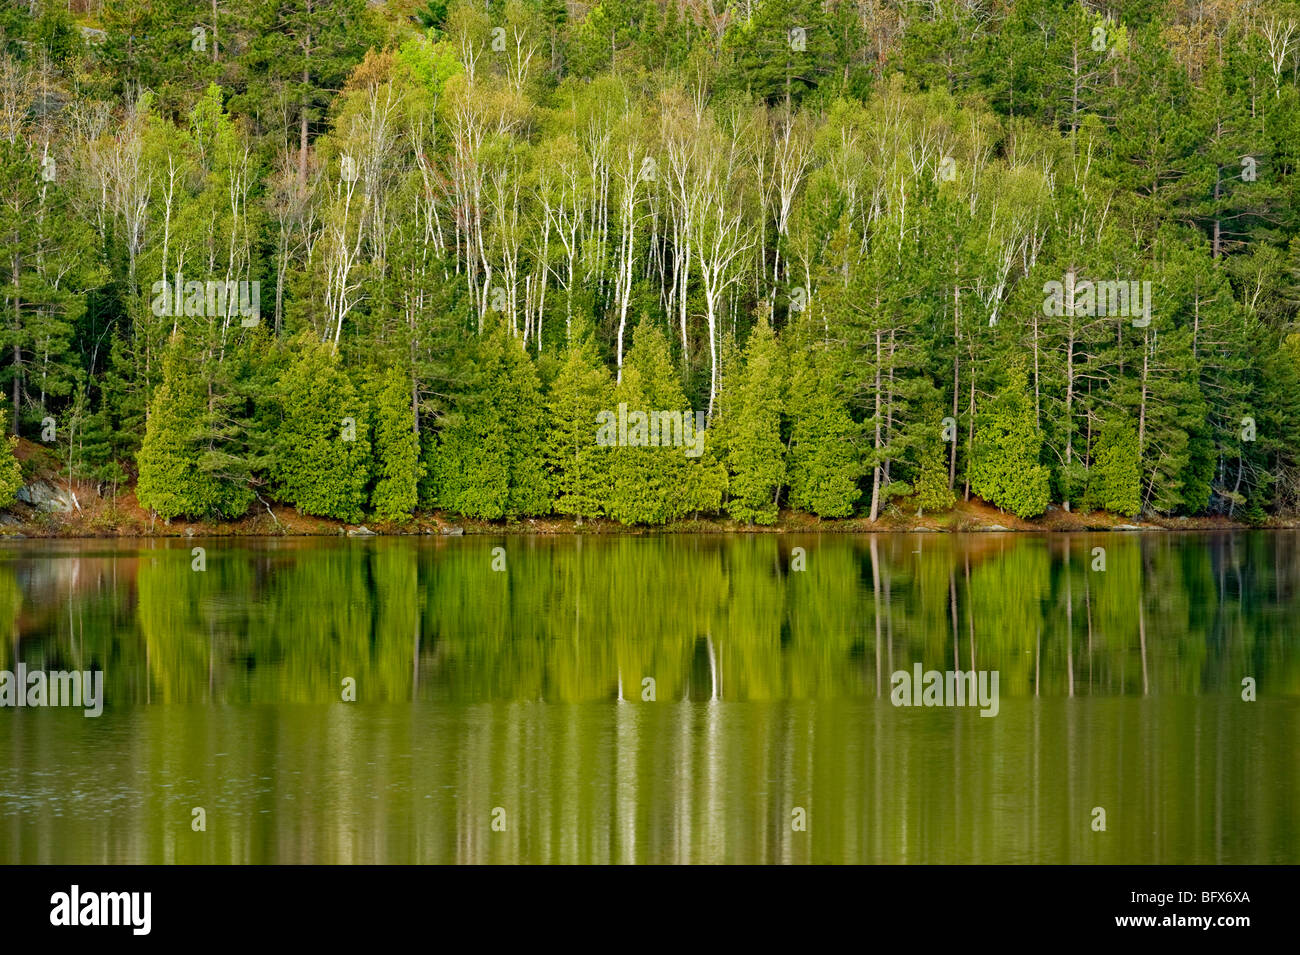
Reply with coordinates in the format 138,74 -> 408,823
980,524 -> 1010,531
1114,523 -> 1143,530
347,525 -> 377,537
439,524 -> 465,536
30,88 -> 69,120
16,480 -> 77,513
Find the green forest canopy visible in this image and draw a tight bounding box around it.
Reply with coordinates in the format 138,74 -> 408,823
2,0 -> 1300,525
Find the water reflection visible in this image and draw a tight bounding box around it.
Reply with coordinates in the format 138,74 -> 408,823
0,532 -> 1296,862
2,532 -> 1297,703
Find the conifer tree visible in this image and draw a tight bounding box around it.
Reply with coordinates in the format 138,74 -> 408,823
1256,332 -> 1300,513
436,321 -> 549,520
1085,414 -> 1142,517
0,138 -> 99,436
271,335 -> 371,522
136,336 -> 253,520
732,0 -> 835,107
970,369 -> 1050,518
606,321 -> 726,525
545,325 -> 613,519
370,363 -> 424,522
910,396 -> 955,517
785,316 -> 863,518
605,324 -> 675,526
0,435 -> 21,508
232,0 -> 379,186
0,397 -> 23,507
723,316 -> 785,524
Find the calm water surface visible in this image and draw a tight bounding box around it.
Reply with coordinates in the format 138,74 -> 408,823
0,531 -> 1296,863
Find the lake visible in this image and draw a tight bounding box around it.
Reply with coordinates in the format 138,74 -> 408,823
1,531 -> 1296,863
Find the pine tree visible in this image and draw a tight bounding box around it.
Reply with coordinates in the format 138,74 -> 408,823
370,363 -> 424,522
545,326 -> 613,519
970,369 -> 1050,518
1085,414 -> 1142,517
271,335 -> 372,522
910,395 -> 955,516
722,316 -> 785,524
913,437 -> 956,516
606,321 -> 725,525
732,0 -> 835,107
1256,332 -> 1300,513
136,336 -> 252,520
415,0 -> 450,33
217,333 -> 285,515
435,321 -> 549,520
785,328 -> 863,518
90,333 -> 147,468
231,0 -> 379,187
1113,317 -> 1207,515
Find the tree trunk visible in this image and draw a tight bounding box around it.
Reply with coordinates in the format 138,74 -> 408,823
869,329 -> 882,521
949,272 -> 959,489
963,378 -> 975,501
10,257 -> 19,436
298,12 -> 312,188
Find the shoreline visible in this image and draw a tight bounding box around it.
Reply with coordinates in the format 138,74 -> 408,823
1,499 -> 1294,541
7,443 -> 1296,541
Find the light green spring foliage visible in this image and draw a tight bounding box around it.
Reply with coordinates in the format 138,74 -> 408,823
723,316 -> 786,524
10,1 -> 1300,528
912,412 -> 956,516
136,337 -> 254,520
436,320 -> 550,520
605,323 -> 684,525
370,364 -> 424,522
913,443 -> 956,515
135,341 -> 205,520
0,436 -> 23,508
1085,415 -> 1142,517
605,321 -> 726,525
272,335 -> 372,522
545,327 -> 614,519
785,327 -> 864,518
970,370 -> 1050,518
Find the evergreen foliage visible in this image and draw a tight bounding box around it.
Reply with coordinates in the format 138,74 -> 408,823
970,371 -> 1051,519
1085,415 -> 1143,517
370,363 -> 424,522
271,335 -> 372,522
3,0 -> 1300,527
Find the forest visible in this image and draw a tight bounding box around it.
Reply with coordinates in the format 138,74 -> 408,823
2,0 -> 1300,527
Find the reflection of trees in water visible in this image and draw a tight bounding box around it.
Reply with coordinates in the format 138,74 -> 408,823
2,532 -> 1298,703
6,695 -> 1293,864
0,565 -> 21,662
